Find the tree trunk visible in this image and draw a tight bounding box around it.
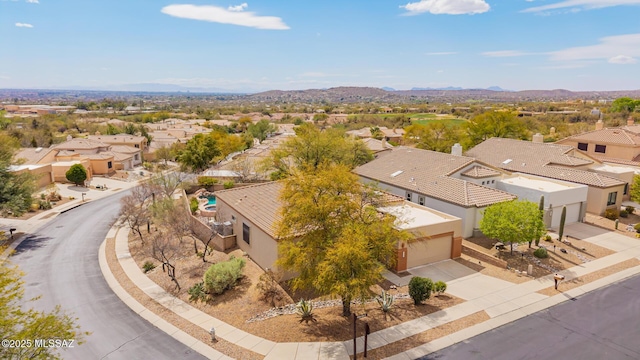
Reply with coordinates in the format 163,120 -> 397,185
342,297 -> 351,317
510,242 -> 513,254
202,237 -> 214,263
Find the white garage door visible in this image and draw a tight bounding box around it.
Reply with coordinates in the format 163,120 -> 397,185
407,235 -> 452,268
551,203 -> 581,228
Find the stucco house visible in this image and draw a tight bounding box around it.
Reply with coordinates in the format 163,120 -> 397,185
215,181 -> 463,276
466,137 -> 627,216
353,147 -> 517,238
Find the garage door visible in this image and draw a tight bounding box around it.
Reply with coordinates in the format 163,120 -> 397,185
407,235 -> 452,268
551,203 -> 581,228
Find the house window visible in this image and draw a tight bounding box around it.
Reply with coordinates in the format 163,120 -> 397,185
607,191 -> 617,206
595,144 -> 606,153
242,223 -> 250,244
624,184 -> 629,195
406,192 -> 412,201
134,154 -> 139,161
577,142 -> 588,151
134,144 -> 140,148
231,215 -> 236,223
482,181 -> 485,185
107,161 -> 113,169
491,180 -> 495,184
418,196 -> 425,206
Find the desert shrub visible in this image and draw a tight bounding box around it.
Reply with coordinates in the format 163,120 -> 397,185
619,210 -> 629,218
296,299 -> 316,323
188,282 -> 208,303
534,247 -> 548,258
626,206 -> 635,214
604,208 -> 619,220
376,290 -> 394,312
223,181 -> 235,189
256,269 -> 283,307
142,261 -> 156,273
198,176 -> 218,186
433,281 -> 447,296
143,162 -> 153,171
408,276 -> 433,305
38,200 -> 52,210
203,256 -> 246,295
544,234 -> 553,242
635,223 -> 640,233
189,197 -> 199,214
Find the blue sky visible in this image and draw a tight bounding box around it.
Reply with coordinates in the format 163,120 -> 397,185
1,0 -> 640,92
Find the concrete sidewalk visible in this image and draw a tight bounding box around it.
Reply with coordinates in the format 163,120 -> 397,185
104,221 -> 640,360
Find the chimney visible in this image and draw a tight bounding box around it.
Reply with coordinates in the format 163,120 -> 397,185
596,119 -> 604,130
451,143 -> 463,156
532,133 -> 544,143
628,116 -> 635,126
381,138 -> 387,149
549,127 -> 556,135
66,135 -> 72,141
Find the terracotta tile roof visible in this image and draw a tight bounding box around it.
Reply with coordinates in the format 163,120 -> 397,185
54,138 -> 110,150
87,134 -> 147,144
591,155 -> 640,167
110,145 -> 140,154
362,138 -> 392,152
560,128 -> 640,146
466,138 -> 624,188
14,147 -> 54,165
461,166 -> 501,179
102,151 -> 132,161
216,182 -> 409,238
216,182 -> 284,238
353,147 -> 516,207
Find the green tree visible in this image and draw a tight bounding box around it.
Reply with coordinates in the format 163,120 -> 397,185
276,164 -> 408,316
462,111 -> 528,148
480,200 -> 546,254
177,134 -> 221,172
248,119 -> 278,142
630,175 -> 640,204
403,122 -> 461,153
263,123 -> 373,180
65,164 -> 88,186
610,97 -> 640,113
0,135 -> 35,216
0,252 -> 88,359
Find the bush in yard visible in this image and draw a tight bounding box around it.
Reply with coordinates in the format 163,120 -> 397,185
604,208 -> 619,220
619,209 -> 629,218
626,206 -> 635,214
534,247 -> 548,258
635,223 -> 640,233
203,255 -> 246,295
256,269 -> 283,307
376,290 -> 394,313
188,282 -> 208,303
65,163 -> 88,186
544,234 -> 553,242
296,298 -> 316,323
142,261 -> 156,273
409,276 -> 433,305
197,176 -> 218,187
433,281 -> 447,296
223,181 -> 235,189
189,197 -> 199,214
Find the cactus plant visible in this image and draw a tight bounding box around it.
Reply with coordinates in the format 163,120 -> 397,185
558,206 -> 567,242
376,290 -> 395,313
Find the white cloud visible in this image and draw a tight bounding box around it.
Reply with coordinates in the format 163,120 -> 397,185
550,33 -> 640,62
426,51 -> 457,55
401,0 -> 490,15
523,0 -> 640,13
26,0 -> 39,3
228,3 -> 247,12
608,55 -> 637,64
161,4 -> 289,30
482,50 -> 527,57
15,22 -> 33,28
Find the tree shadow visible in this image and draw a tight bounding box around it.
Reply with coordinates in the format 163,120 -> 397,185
11,234 -> 52,256
67,185 -> 89,193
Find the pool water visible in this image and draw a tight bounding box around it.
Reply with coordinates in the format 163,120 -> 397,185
206,196 -> 216,206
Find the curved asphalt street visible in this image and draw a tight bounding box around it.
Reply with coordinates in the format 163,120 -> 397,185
11,192 -> 205,360
421,273 -> 640,360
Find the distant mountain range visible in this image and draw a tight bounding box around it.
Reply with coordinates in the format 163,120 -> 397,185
45,83 -> 252,94
382,86 -> 511,92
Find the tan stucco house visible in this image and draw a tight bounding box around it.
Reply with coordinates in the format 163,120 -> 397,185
215,181 -> 463,276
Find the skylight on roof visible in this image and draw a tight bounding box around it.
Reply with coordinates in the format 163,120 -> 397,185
390,170 -> 404,178
502,159 -> 513,165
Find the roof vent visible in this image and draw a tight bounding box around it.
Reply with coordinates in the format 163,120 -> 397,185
390,170 -> 403,178
35,147 -> 43,153
502,159 -> 513,165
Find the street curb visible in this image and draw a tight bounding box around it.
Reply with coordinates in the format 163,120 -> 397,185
98,231 -> 230,360
59,201 -> 90,214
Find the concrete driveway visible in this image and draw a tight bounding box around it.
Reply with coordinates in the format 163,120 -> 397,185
564,222 -> 639,252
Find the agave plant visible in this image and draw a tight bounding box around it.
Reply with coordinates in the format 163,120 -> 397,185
296,299 -> 317,324
376,290 -> 395,313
